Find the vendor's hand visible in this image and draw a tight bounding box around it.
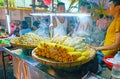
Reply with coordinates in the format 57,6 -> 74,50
86,44 -> 98,50
93,47 -> 102,51
93,47 -> 98,50
86,44 -> 94,49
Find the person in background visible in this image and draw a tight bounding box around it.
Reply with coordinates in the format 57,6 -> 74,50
19,21 -> 31,36
9,23 -> 17,38
13,27 -> 20,37
32,20 -> 40,31
0,27 -> 6,36
9,27 -> 20,38
73,1 -> 93,44
33,18 -> 50,37
93,14 -> 109,46
92,0 -> 120,64
52,2 -> 68,36
96,14 -> 108,31
0,22 -> 7,36
105,15 -> 113,27
77,2 -> 93,33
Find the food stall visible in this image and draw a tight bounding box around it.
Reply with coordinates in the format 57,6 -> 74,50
3,38 -> 97,79
1,0 -> 114,79
2,30 -> 99,79
2,32 -> 112,79
3,47 -> 96,79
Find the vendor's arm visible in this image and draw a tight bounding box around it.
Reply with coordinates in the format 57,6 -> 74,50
95,32 -> 120,50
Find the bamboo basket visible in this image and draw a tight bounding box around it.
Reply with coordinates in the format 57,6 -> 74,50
10,37 -> 38,49
10,42 -> 37,49
32,47 -> 96,70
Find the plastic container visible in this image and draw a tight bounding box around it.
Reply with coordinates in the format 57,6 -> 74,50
103,56 -> 114,69
111,51 -> 120,78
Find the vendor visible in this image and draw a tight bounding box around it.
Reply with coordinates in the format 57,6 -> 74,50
52,2 -> 68,36
93,0 -> 120,56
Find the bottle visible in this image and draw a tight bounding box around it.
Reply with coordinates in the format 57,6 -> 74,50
111,51 -> 120,78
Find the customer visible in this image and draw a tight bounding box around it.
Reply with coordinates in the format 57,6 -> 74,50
93,0 -> 120,57
52,2 -> 68,36
19,21 -> 31,36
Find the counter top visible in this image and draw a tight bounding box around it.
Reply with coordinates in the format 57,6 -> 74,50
3,47 -> 112,79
